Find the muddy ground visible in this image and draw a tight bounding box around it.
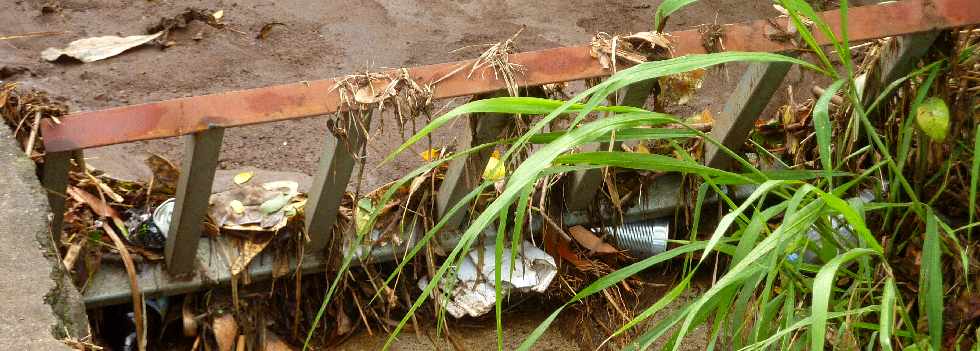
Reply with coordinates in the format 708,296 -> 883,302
3,0 -> 826,349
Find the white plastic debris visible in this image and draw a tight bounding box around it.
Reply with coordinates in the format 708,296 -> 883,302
419,240 -> 557,318
41,32 -> 163,63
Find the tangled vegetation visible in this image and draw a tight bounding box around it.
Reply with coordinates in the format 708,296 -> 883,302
301,1 -> 980,350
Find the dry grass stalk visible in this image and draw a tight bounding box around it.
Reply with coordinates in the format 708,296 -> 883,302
453,26 -> 528,97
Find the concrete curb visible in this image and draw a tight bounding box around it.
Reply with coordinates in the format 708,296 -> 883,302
0,126 -> 88,349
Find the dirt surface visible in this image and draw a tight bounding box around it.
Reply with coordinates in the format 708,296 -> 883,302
2,0 -> 819,348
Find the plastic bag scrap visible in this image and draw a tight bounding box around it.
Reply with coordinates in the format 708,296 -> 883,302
418,240 -> 557,318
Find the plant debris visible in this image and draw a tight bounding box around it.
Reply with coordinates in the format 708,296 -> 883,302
41,32 -> 163,63
256,22 -> 286,40
147,8 -> 226,44
590,31 -> 672,70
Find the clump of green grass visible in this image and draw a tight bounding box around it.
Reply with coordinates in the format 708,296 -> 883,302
303,1 -> 980,350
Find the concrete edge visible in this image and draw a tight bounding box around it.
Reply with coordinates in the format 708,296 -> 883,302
3,126 -> 89,344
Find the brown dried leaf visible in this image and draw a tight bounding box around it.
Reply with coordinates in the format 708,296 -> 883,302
67,186 -> 121,220
229,234 -> 275,276
256,22 -> 286,40
212,314 -> 238,351
145,154 -> 179,194
568,225 -> 618,254
658,69 -> 706,106
263,328 -> 296,351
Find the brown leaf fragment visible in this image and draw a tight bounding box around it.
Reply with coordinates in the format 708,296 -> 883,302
212,313 -> 238,351
67,186 -> 121,220
256,22 -> 286,40
568,225 -> 619,254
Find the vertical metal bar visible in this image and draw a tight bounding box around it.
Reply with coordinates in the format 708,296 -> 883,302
436,93 -> 511,231
704,62 -> 793,169
42,150 -> 72,243
304,113 -> 372,252
165,127 -> 224,275
564,79 -> 658,211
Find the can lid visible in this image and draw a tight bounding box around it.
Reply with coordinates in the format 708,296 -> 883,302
152,198 -> 176,237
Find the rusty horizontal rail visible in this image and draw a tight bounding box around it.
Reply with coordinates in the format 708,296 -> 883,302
41,0 -> 979,152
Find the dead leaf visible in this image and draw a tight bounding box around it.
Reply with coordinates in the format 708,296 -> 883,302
229,234 -> 275,276
67,186 -> 121,220
256,22 -> 286,40
212,10 -> 224,21
233,171 -> 254,185
354,85 -> 381,104
658,69 -> 706,106
146,154 -> 179,194
263,328 -> 295,351
568,225 -> 618,254
212,314 -> 238,351
419,148 -> 441,161
41,32 -> 163,63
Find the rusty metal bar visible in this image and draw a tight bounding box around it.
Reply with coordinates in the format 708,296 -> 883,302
304,112 -> 372,252
165,127 -> 224,275
41,0 -> 980,153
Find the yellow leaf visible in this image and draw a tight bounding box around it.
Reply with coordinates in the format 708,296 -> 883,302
229,200 -> 245,214
635,143 -> 650,154
212,10 -> 224,21
420,148 -> 441,161
482,154 -> 506,181
233,171 -> 254,185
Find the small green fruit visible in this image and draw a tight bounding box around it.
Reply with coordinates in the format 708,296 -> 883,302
916,97 -> 950,142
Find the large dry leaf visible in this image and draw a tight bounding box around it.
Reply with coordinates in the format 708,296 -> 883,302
212,314 -> 238,351
568,225 -> 618,254
146,153 -> 179,194
263,328 -> 295,351
67,186 -> 121,220
41,32 -> 162,63
229,234 -> 275,276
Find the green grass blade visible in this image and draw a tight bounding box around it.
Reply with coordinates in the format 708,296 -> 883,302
746,305 -> 880,351
897,64 -> 942,170
970,127 -> 980,239
776,0 -> 836,72
674,199 -> 825,350
814,189 -> 883,253
494,211 -> 507,351
302,142 -> 496,350
814,78 -> 846,185
386,112 -> 677,349
382,97 -> 644,164
605,270 -> 695,343
554,151 -> 756,184
516,306 -> 566,351
518,241 -> 718,350
880,277 -> 897,351
921,210 -> 943,350
701,180 -> 786,265
510,185 -> 532,282
525,127 -> 697,144
811,248 -> 879,351
653,0 -> 697,31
